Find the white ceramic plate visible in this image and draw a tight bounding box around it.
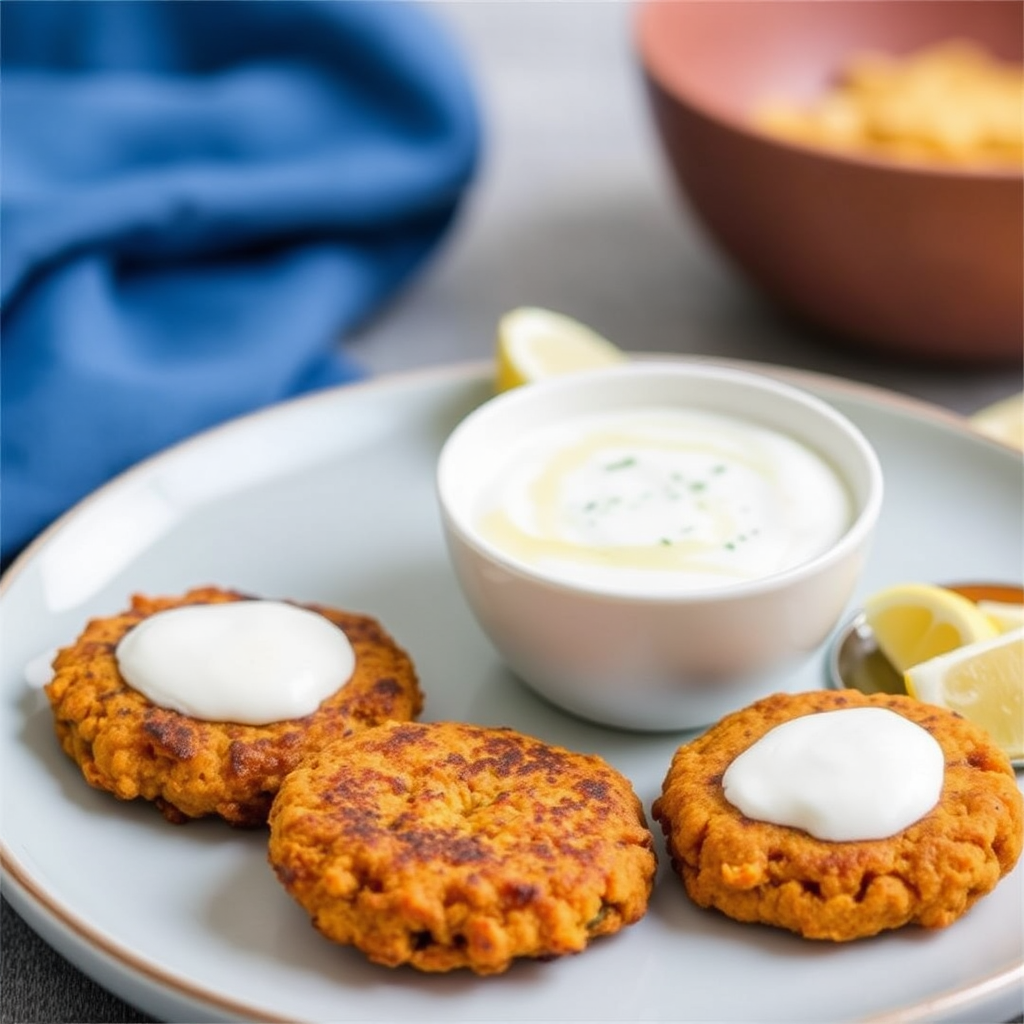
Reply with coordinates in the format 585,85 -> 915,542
2,360 -> 1021,1024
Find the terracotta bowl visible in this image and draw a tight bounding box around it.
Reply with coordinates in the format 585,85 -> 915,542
635,0 -> 1023,363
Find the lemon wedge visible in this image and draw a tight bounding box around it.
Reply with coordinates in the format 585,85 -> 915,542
904,627 -> 1024,760
863,582 -> 1000,673
970,393 -> 1024,451
494,307 -> 627,392
978,599 -> 1024,633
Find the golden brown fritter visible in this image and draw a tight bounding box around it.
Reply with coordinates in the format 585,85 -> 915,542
267,720 -> 657,974
653,689 -> 1023,942
44,587 -> 423,826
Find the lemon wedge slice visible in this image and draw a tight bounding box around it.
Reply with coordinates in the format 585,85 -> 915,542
970,393 -> 1024,451
863,582 -> 1000,674
494,307 -> 627,392
904,627 -> 1024,760
978,599 -> 1024,633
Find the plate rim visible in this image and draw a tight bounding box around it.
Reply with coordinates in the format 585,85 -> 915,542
4,354 -> 1019,599
2,356 -> 1021,1024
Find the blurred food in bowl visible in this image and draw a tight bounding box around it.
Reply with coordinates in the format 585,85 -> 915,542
754,39 -> 1023,169
635,0 -> 1024,363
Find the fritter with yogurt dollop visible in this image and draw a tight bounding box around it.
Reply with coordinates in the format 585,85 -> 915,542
44,587 -> 422,825
653,689 -> 1022,941
267,720 -> 657,974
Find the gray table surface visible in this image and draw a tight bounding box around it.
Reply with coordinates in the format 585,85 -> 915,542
2,4 -> 1021,1022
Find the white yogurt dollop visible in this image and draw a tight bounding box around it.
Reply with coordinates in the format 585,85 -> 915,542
722,707 -> 944,841
476,407 -> 852,593
115,600 -> 355,725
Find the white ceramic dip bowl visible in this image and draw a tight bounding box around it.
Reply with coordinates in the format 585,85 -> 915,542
437,362 -> 883,730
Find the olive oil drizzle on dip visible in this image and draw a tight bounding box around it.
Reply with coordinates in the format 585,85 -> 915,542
477,408 -> 852,593
115,600 -> 355,725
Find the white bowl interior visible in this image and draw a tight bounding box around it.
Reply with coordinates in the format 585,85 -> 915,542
438,362 -> 882,598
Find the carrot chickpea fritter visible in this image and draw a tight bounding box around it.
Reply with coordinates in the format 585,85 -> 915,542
267,720 -> 657,974
44,587 -> 422,826
653,689 -> 1023,942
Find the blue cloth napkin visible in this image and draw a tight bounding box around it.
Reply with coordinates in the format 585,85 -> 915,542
1,0 -> 480,563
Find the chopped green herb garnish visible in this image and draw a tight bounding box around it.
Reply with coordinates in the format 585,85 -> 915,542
604,456 -> 636,471
689,481 -> 706,493
660,538 -> 673,547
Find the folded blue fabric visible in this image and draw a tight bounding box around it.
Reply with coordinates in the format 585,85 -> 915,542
1,0 -> 480,563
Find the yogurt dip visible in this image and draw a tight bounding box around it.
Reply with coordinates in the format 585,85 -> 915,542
476,407 -> 853,593
116,600 -> 355,725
